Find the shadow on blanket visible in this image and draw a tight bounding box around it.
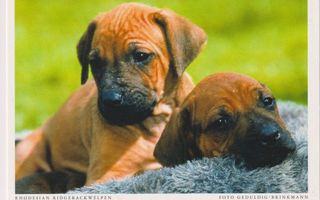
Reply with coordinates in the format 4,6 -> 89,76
68,101 -> 308,193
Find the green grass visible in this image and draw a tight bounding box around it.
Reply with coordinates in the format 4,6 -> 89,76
15,0 -> 307,131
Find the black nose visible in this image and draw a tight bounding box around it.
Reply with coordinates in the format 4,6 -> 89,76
260,125 -> 281,146
101,90 -> 122,106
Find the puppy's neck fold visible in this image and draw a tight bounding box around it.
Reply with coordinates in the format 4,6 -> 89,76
140,72 -> 194,138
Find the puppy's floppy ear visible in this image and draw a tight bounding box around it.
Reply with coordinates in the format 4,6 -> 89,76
154,96 -> 199,166
77,22 -> 96,84
153,9 -> 207,77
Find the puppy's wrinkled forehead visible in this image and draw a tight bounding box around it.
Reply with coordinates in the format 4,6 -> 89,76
192,73 -> 273,119
91,3 -> 164,58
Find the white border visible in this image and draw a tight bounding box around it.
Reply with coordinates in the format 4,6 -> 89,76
1,0 -> 12,199
4,0 -> 15,199
307,0 -> 320,198
0,0 -> 7,198
3,0 -> 319,199
13,194 -> 311,200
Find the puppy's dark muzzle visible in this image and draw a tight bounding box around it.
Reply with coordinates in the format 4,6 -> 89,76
258,125 -> 296,152
98,90 -> 157,125
234,124 -> 296,168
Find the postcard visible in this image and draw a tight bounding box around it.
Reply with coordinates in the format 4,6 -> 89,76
1,0 -> 319,199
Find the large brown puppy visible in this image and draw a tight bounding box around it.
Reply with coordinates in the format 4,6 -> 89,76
15,3 -> 207,186
154,72 -> 296,168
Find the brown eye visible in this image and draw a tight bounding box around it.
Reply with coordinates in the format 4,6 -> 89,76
263,97 -> 274,110
214,117 -> 232,130
132,52 -> 152,64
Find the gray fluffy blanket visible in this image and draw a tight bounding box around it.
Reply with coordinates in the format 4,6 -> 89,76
68,101 -> 308,193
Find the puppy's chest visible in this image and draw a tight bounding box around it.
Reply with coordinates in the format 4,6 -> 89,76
90,115 -> 169,179
140,102 -> 173,141
107,124 -> 167,176
100,104 -> 172,166
113,109 -> 172,151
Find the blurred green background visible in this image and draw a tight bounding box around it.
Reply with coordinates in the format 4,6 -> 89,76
15,0 -> 307,132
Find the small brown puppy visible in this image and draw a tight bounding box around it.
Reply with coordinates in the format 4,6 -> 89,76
154,72 -> 296,168
15,2 -> 207,188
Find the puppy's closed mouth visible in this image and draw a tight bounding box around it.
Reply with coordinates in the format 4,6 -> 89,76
240,148 -> 296,169
232,134 -> 296,168
97,92 -> 157,125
